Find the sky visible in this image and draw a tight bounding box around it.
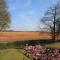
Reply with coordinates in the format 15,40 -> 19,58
6,0 -> 58,31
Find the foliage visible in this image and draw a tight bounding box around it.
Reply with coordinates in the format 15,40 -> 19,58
0,0 -> 11,31
0,40 -> 56,49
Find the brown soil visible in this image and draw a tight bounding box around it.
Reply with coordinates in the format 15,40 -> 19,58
0,32 -> 52,42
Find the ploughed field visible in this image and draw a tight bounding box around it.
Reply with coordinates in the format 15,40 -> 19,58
0,32 -> 51,42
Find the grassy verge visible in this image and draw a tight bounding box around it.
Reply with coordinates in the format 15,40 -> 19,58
45,42 -> 60,48
0,49 -> 32,60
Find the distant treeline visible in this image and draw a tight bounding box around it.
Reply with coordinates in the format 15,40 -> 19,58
0,39 -> 60,49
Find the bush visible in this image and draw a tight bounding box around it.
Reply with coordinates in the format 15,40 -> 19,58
0,39 -> 58,49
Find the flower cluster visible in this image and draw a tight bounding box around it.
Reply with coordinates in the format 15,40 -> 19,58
24,45 -> 60,60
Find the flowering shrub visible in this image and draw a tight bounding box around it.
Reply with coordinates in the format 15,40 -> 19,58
24,45 -> 60,60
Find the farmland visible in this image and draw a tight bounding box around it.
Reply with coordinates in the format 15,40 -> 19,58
0,32 -> 60,60
0,32 -> 52,42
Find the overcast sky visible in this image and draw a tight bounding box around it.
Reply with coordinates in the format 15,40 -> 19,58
6,0 -> 58,31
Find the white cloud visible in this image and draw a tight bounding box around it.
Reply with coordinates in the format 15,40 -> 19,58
10,25 -> 38,31
10,10 -> 38,31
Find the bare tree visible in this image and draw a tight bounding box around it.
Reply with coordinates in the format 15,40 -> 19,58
40,1 -> 60,41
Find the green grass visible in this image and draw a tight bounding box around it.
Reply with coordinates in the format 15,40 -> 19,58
45,42 -> 60,48
0,49 -> 32,60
